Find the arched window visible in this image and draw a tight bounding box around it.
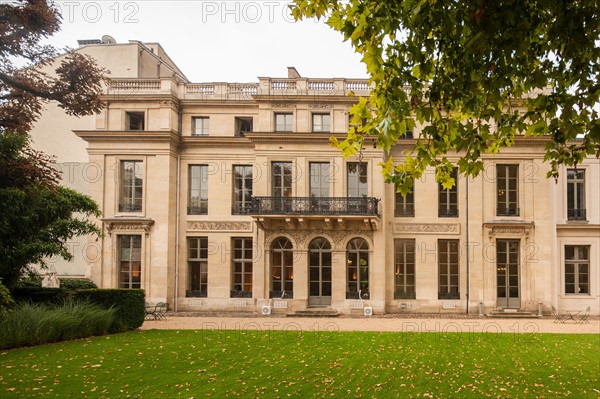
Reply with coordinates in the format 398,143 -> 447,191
271,238 -> 293,298
346,238 -> 369,299
308,237 -> 332,306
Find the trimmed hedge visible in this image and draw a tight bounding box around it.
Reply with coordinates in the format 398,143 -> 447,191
11,287 -> 72,305
59,278 -> 97,290
74,289 -> 145,332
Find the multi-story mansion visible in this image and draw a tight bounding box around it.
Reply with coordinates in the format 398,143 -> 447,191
31,40 -> 599,315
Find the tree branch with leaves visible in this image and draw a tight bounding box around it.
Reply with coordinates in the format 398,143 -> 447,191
0,0 -> 105,288
292,0 -> 600,191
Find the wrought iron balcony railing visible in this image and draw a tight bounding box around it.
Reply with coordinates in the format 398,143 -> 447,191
245,196 -> 379,216
567,208 -> 587,221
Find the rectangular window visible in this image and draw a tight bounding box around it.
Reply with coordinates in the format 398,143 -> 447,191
272,162 -> 292,213
394,239 -> 416,299
395,185 -> 415,217
497,164 -> 519,216
312,113 -> 331,132
192,117 -> 209,136
233,165 -> 253,214
272,162 -> 292,197
119,161 -> 143,212
231,238 -> 253,297
118,235 -> 142,289
275,113 -> 293,132
310,162 -> 330,213
347,162 -> 368,197
438,240 -> 460,299
188,165 -> 208,215
565,246 -> 589,294
309,162 -> 330,197
439,168 -> 458,217
235,117 -> 253,136
187,237 -> 208,297
126,111 -> 145,131
567,169 -> 586,220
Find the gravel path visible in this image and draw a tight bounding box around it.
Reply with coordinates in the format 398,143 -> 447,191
142,314 -> 600,334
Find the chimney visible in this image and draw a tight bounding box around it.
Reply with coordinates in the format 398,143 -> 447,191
287,67 -> 301,78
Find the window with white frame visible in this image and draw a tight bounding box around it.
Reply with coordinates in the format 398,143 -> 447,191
567,169 -> 586,220
439,168 -> 458,217
275,113 -> 293,132
312,113 -> 330,132
395,184 -> 415,217
231,238 -> 253,297
187,237 -> 208,297
188,165 -> 208,215
438,239 -> 460,299
347,238 -> 369,299
270,237 -> 293,299
233,165 -> 252,214
118,235 -> 142,289
119,161 -> 143,212
394,239 -> 416,299
565,245 -> 589,294
192,117 -> 209,136
497,164 -> 519,216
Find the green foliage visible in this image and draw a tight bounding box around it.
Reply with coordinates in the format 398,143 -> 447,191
292,0 -> 600,190
74,289 -> 145,332
11,287 -> 72,305
0,133 -> 101,289
0,330 -> 598,397
0,278 -> 14,312
16,275 -> 42,288
59,278 -> 97,290
0,301 -> 115,350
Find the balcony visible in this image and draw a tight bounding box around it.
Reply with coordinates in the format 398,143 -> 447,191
567,208 -> 587,221
246,196 -> 379,216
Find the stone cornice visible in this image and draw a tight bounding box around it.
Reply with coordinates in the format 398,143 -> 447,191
181,136 -> 254,148
102,217 -> 155,236
556,223 -> 600,231
74,130 -> 181,143
245,132 -> 349,144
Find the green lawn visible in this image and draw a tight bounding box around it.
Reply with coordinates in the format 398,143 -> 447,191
1,329 -> 598,398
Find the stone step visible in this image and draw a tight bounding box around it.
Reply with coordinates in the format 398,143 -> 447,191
289,309 -> 339,318
487,310 -> 539,319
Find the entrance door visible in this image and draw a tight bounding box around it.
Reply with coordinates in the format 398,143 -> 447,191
496,239 -> 520,308
308,237 -> 332,306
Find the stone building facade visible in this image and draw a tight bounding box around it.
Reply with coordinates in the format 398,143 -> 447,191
31,40 -> 600,315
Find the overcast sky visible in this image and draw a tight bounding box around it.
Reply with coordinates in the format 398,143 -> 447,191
45,0 -> 368,82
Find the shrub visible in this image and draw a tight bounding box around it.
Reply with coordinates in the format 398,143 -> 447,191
75,289 -> 145,332
0,301 -> 115,350
11,287 -> 71,305
16,276 -> 42,288
0,278 -> 14,313
59,278 -> 97,290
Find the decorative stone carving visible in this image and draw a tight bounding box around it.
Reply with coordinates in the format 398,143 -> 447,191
393,223 -> 460,234
265,228 -> 373,249
308,104 -> 333,109
271,102 -> 296,108
187,221 -> 252,232
103,218 -> 155,236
